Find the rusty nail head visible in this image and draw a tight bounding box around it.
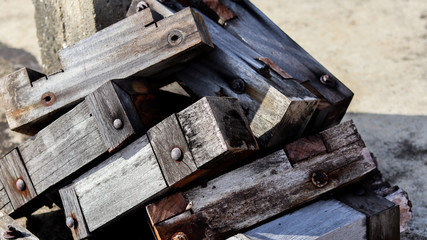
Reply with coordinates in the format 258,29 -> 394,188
311,170 -> 328,188
113,119 -> 123,129
168,30 -> 184,46
41,92 -> 56,106
66,217 -> 75,229
319,74 -> 336,87
3,225 -> 23,239
136,1 -> 149,12
15,179 -> 26,191
172,232 -> 188,240
231,78 -> 246,94
171,147 -> 183,161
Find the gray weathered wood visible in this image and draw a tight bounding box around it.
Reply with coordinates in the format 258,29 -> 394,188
58,186 -> 90,240
73,135 -> 167,233
86,81 -> 143,152
0,7 -> 213,134
0,210 -> 39,239
148,114 -> 197,186
176,97 -> 258,168
320,120 -> 363,152
0,184 -> 13,215
338,191 -> 400,240
0,149 -> 37,211
229,199 -> 367,240
178,0 -> 354,133
60,97 -> 257,237
149,121 -> 376,239
146,2 -> 319,147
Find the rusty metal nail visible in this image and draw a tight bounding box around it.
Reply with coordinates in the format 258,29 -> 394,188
171,147 -> 182,161
168,30 -> 183,46
231,78 -> 246,94
311,170 -> 328,188
113,119 -> 123,129
136,1 -> 149,12
319,74 -> 336,87
15,179 -> 26,191
41,92 -> 56,106
66,217 -> 75,229
172,232 -> 188,240
4,225 -> 23,239
258,64 -> 271,78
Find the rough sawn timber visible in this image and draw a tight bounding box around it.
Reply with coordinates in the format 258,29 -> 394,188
0,7 -> 213,134
0,81 -> 142,215
228,199 -> 367,240
148,120 -> 376,239
177,0 -> 354,133
133,2 -> 319,147
59,97 -> 257,237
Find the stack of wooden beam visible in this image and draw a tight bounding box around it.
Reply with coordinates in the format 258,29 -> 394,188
0,0 -> 411,239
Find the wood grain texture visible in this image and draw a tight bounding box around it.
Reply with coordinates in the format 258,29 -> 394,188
215,0 -> 353,131
0,185 -> 12,215
146,192 -> 188,225
0,7 -> 213,134
338,192 -> 400,240
73,135 -> 167,232
150,121 -> 376,239
148,114 -> 197,186
18,101 -> 106,194
232,200 -> 366,240
176,97 -> 258,168
165,4 -> 318,147
86,81 -> 142,152
320,120 -> 364,152
0,149 -> 37,210
58,186 -> 90,240
285,135 -> 327,163
0,210 -> 39,239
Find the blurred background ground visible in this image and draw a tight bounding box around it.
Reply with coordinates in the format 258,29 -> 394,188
0,0 -> 425,239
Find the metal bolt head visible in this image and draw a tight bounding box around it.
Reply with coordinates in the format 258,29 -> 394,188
258,64 -> 272,78
113,119 -> 123,129
311,170 -> 328,188
4,225 -> 23,239
136,1 -> 149,12
168,30 -> 184,46
172,232 -> 188,240
319,74 -> 336,87
66,217 -> 75,229
15,179 -> 26,191
41,92 -> 56,106
171,147 -> 183,161
231,78 -> 246,94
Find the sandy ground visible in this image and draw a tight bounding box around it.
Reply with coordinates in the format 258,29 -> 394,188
0,0 -> 425,239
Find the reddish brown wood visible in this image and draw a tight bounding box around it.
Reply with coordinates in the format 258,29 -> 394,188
146,192 -> 188,225
285,135 -> 327,163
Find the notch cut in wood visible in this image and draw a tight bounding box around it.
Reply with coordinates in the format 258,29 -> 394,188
0,7 -> 213,135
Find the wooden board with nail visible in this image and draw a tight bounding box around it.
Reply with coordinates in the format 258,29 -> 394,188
0,7 -> 213,135
59,97 -> 258,238
126,2 -> 320,148
0,81 -> 142,215
146,120 -> 376,239
172,0 -> 354,134
0,210 -> 39,240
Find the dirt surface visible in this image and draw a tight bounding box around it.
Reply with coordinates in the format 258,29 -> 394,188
0,0 -> 425,239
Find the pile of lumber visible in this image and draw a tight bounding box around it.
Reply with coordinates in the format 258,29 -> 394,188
0,0 -> 411,239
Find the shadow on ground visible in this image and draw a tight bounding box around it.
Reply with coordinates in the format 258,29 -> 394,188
344,113 -> 427,240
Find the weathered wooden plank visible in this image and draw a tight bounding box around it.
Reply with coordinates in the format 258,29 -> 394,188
285,135 -> 327,163
86,81 -> 143,152
149,121 -> 376,239
178,0 -> 353,133
148,114 -> 197,186
146,192 -> 188,225
73,135 -> 167,233
229,199 -> 367,240
58,186 -> 90,240
146,2 -> 319,147
0,7 -> 213,134
176,97 -> 258,168
60,97 -> 257,237
320,120 -> 364,152
337,191 -> 400,240
0,210 -> 39,239
0,149 -> 37,211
